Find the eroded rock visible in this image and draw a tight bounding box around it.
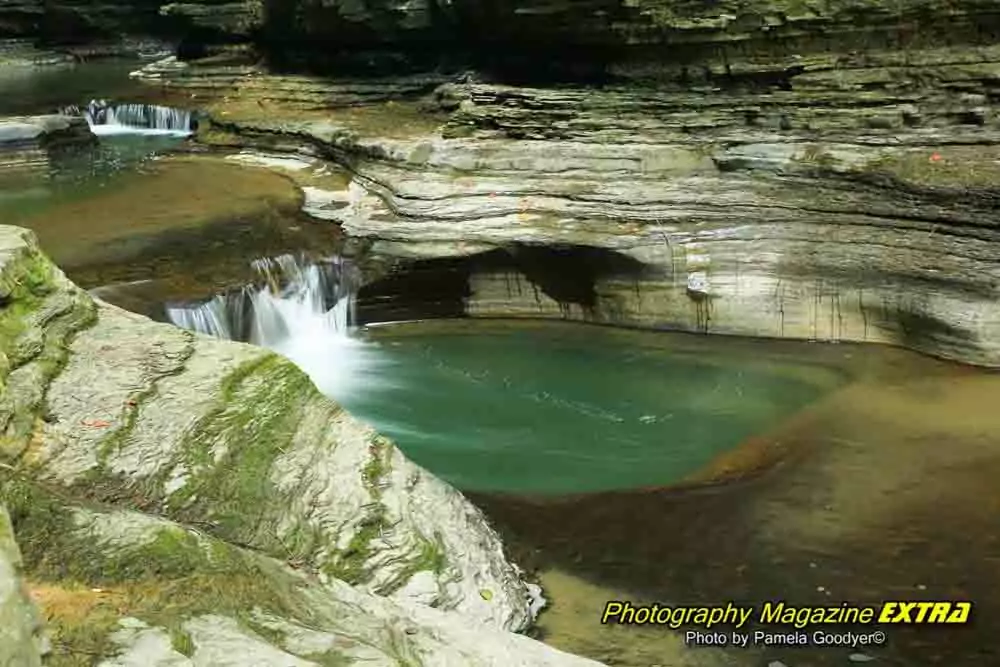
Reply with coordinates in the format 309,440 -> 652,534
3,486 -> 599,666
0,225 -> 587,664
0,114 -> 94,184
131,43 -> 1000,366
0,505 -> 43,667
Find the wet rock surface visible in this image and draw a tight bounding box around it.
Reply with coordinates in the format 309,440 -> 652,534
0,114 -> 93,183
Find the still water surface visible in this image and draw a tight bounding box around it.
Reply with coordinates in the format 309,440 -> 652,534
0,59 -> 147,115
340,321 -> 846,495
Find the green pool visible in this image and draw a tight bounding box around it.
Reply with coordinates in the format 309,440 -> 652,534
334,321 -> 847,495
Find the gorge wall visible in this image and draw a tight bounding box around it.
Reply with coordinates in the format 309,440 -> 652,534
8,1 -> 1000,364
125,28 -> 1000,366
6,1 -> 1000,75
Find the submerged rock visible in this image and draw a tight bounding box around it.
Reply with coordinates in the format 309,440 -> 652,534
0,114 -> 94,183
0,225 -> 592,665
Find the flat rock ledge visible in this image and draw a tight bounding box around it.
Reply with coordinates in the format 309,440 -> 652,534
0,114 -> 93,148
0,225 -> 598,666
0,114 -> 94,182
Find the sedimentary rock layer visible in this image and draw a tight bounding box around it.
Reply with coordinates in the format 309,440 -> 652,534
7,1 -> 1000,80
0,114 -> 93,183
131,41 -> 1000,365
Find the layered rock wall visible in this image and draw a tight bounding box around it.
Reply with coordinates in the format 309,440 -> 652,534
7,1 -> 1000,79
135,41 -> 1000,365
0,0 -> 165,40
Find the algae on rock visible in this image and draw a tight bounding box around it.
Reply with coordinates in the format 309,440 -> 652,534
0,482 -> 599,666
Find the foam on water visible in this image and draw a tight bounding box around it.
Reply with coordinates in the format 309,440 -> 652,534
166,254 -> 392,400
80,100 -> 193,137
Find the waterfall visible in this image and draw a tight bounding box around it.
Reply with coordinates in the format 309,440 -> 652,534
247,255 -> 357,346
166,254 -> 358,343
80,99 -> 193,137
166,255 -> 381,399
166,292 -> 246,340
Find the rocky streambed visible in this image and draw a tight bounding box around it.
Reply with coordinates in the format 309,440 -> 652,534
4,2 -> 1000,666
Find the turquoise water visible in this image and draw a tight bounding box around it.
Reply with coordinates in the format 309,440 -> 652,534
337,322 -> 846,495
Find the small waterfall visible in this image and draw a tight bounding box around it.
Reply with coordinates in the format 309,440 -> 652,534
166,254 -> 358,344
166,255 -> 378,399
79,99 -> 193,137
167,292 -> 245,340
247,255 -> 358,346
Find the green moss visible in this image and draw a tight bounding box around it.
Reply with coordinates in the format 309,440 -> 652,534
43,598 -> 121,667
415,536 -> 447,575
322,505 -> 388,583
798,144 -> 837,169
0,251 -> 54,365
95,337 -> 194,466
272,521 -> 327,564
170,627 -> 195,657
362,436 -> 392,490
319,435 -> 397,584
374,533 -> 448,597
862,148 -> 1000,190
0,247 -> 98,460
1,474 -> 74,573
167,354 -> 311,539
307,653 -> 352,667
4,474 -> 326,663
38,567 -> 307,666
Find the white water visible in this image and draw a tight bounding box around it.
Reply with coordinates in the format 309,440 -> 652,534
166,255 -> 389,399
83,100 -> 193,137
168,293 -> 242,340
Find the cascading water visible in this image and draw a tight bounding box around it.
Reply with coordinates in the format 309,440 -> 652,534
77,99 -> 193,137
167,292 -> 245,340
166,254 -> 386,399
247,255 -> 357,346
